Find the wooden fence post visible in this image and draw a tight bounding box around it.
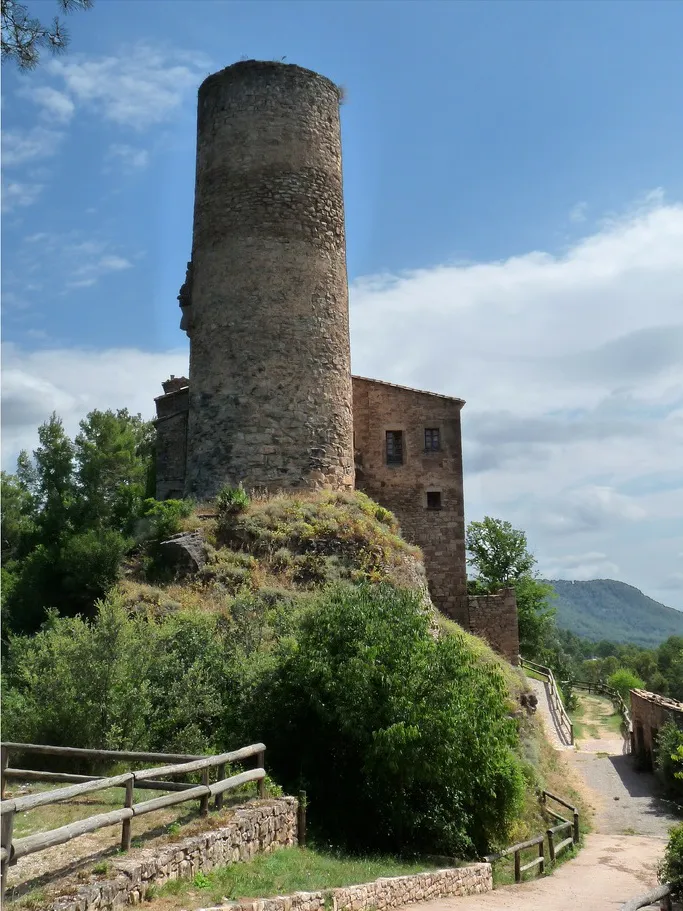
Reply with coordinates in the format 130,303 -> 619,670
547,829 -> 555,864
257,750 -> 265,799
514,848 -> 521,883
573,811 -> 580,844
215,763 -> 226,811
297,791 -> 307,848
538,838 -> 545,875
1,746 -> 8,800
1,807 -> 15,899
121,778 -> 134,852
200,768 -> 210,817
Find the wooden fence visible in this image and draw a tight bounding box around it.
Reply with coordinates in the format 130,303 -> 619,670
519,657 -> 574,746
484,790 -> 579,883
620,882 -> 673,910
0,741 -> 266,899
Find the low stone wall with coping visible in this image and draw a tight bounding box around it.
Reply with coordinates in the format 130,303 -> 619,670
45,799 -> 298,911
196,864 -> 493,911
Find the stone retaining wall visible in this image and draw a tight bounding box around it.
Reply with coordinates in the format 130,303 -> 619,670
197,865 -> 493,911
47,799 -> 298,911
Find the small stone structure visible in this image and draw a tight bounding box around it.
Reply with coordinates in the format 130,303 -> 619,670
201,864 -> 493,911
41,799 -> 297,911
467,588 -> 520,665
630,688 -> 683,770
152,58 -> 520,660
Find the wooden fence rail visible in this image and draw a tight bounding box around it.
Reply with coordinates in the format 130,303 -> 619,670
519,657 -> 574,746
620,882 -> 672,910
0,741 -> 266,899
483,790 -> 579,883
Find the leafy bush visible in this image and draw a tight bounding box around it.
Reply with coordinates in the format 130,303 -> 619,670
216,484 -> 250,516
656,720 -> 683,801
1,595 -> 239,759
253,583 -> 525,858
660,822 -> 683,899
607,667 -> 644,703
138,498 -> 192,543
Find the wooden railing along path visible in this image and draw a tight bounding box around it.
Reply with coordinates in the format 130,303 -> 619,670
483,790 -> 580,883
0,741 -> 266,899
620,882 -> 673,910
519,657 -> 574,746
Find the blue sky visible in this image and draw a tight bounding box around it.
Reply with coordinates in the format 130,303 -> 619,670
2,0 -> 683,609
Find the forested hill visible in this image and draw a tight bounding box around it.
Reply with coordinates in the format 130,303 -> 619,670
547,578 -> 683,647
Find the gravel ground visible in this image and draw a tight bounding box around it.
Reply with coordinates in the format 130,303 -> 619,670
566,749 -> 679,837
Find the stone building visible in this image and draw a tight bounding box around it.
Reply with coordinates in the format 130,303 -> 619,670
154,59 -> 519,661
630,688 -> 683,770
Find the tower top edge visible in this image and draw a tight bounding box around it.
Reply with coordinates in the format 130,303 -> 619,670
199,60 -> 341,98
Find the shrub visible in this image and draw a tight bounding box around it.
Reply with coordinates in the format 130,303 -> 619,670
138,498 -> 192,544
607,667 -> 644,703
217,484 -> 250,516
656,720 -> 683,801
1,595 -> 235,759
660,822 -> 683,899
253,583 -> 524,858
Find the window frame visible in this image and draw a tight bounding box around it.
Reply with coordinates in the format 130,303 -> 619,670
385,430 -> 404,466
424,427 -> 441,452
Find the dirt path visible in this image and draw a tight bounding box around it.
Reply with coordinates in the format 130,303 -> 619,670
406,834 -> 665,910
401,689 -> 680,911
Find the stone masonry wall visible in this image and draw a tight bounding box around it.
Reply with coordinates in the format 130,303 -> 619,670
630,689 -> 683,770
467,588 -> 520,665
204,864 -> 493,911
352,377 -> 468,625
154,385 -> 189,500
45,799 -> 298,911
185,61 -> 355,500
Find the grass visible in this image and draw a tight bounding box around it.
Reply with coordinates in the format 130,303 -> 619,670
152,846 -> 441,909
569,693 -> 623,745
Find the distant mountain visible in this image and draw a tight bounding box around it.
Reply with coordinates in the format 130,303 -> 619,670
545,578 -> 683,648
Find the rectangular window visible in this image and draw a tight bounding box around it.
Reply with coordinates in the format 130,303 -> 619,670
426,491 -> 442,510
386,431 -> 404,465
424,428 -> 440,451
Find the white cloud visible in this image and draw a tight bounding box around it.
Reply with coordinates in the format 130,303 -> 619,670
106,143 -> 150,172
539,551 -> 621,581
569,201 -> 588,223
1,344 -> 189,467
19,85 -> 75,123
45,43 -> 210,129
1,126 -> 64,167
1,179 -> 44,212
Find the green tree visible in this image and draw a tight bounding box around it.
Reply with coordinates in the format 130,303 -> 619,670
74,409 -> 155,534
1,408 -> 156,634
465,516 -> 556,658
607,667 -> 644,703
254,583 -> 524,857
1,0 -> 93,70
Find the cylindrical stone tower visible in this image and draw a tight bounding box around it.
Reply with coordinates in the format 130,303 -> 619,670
183,60 -> 355,500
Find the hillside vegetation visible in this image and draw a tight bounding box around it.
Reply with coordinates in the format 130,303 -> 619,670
548,578 -> 683,647
2,486 -> 541,859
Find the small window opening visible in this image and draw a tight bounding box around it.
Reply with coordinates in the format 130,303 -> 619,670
426,491 -> 442,510
386,431 -> 404,465
424,428 -> 440,451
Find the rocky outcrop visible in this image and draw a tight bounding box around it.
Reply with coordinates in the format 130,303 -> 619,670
159,530 -> 206,574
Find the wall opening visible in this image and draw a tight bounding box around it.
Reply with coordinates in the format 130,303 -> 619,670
386,431 -> 404,465
424,428 -> 440,451
426,491 -> 442,510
